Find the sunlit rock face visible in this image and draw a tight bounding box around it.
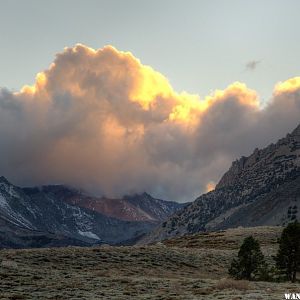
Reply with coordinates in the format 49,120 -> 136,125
142,124 -> 300,243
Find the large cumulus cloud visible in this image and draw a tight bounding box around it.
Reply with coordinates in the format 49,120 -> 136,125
0,44 -> 300,202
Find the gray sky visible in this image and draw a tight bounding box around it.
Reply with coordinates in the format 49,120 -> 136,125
1,0 -> 300,102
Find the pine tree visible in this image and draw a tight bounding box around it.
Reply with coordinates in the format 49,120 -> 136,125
275,221 -> 300,282
229,236 -> 266,280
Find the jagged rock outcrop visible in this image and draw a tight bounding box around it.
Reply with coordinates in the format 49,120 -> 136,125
142,123 -> 300,243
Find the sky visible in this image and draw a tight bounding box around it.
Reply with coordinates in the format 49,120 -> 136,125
0,1 -> 300,202
1,0 -> 300,101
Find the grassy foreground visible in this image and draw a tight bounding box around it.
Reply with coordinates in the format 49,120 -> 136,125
0,226 -> 299,299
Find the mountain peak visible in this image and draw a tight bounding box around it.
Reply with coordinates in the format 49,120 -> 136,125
216,122 -> 300,190
291,123 -> 300,136
0,176 -> 10,184
136,192 -> 153,199
123,192 -> 153,201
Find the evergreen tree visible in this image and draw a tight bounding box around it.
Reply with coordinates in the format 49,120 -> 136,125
275,221 -> 300,282
229,236 -> 266,280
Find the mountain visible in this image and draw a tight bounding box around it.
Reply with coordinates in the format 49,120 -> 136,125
142,123 -> 300,243
123,193 -> 186,221
0,217 -> 91,249
0,178 -> 182,248
39,186 -> 184,222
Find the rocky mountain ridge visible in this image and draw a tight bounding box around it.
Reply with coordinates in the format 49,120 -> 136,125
0,178 -> 182,248
141,123 -> 300,243
40,186 -> 184,222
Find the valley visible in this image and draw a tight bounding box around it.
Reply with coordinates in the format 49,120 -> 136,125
0,226 -> 298,299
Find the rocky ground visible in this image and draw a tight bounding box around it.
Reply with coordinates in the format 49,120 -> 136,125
0,226 -> 299,299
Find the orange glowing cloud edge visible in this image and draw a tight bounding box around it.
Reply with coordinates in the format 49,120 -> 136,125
206,181 -> 216,193
274,77 -> 300,95
17,44 -> 300,122
20,72 -> 47,95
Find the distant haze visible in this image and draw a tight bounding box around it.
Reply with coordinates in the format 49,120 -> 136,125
0,44 -> 300,202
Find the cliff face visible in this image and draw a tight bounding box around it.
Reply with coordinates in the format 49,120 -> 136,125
142,124 -> 300,243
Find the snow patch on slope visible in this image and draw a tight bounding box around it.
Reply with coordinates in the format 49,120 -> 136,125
78,230 -> 100,240
0,188 -> 34,230
0,194 -> 10,210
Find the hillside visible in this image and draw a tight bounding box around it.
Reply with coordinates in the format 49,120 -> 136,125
142,123 -> 300,243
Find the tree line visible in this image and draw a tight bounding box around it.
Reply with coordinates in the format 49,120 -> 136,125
229,221 -> 300,282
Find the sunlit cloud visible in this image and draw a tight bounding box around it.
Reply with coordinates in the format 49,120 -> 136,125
0,44 -> 299,202
273,77 -> 300,95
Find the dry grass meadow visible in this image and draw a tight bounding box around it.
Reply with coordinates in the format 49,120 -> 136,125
0,226 -> 299,299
